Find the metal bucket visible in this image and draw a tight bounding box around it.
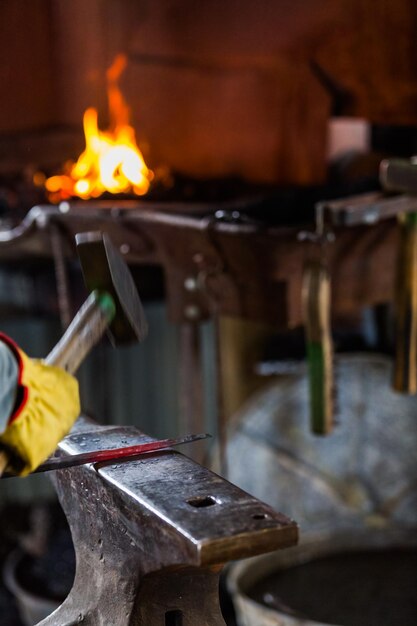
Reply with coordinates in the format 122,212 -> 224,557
228,529 -> 417,625
222,354 -> 417,625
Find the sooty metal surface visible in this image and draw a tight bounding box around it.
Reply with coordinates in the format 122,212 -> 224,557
37,417 -> 297,626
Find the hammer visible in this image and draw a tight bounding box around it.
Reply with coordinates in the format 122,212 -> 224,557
46,231 -> 148,372
0,231 -> 148,474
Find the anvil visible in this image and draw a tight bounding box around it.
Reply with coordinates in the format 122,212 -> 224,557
36,417 -> 297,626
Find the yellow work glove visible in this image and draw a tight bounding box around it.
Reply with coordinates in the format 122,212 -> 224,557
0,334 -> 80,476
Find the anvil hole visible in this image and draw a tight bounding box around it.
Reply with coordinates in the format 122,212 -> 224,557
186,495 -> 217,508
253,513 -> 267,520
165,609 -> 183,625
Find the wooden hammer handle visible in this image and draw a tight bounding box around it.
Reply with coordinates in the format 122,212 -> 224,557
45,290 -> 115,374
0,452 -> 8,476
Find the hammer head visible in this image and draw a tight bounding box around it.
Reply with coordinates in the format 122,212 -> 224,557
76,231 -> 148,345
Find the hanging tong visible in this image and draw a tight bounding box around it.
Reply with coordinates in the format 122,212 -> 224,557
302,258 -> 334,435
380,158 -> 417,393
299,215 -> 335,435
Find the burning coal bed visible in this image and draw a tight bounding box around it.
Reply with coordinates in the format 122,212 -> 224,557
248,547 -> 417,625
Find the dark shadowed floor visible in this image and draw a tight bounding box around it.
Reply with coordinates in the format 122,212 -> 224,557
0,505 -> 27,626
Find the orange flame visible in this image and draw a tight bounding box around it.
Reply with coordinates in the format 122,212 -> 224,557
44,54 -> 153,201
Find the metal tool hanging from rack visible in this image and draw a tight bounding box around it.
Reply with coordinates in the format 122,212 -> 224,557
302,259 -> 334,434
299,218 -> 335,435
316,157 -> 417,397
379,158 -> 417,393
299,157 -> 417,434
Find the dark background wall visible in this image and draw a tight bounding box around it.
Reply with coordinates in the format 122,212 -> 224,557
0,0 -> 416,186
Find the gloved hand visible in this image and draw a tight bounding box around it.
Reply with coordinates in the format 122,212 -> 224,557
0,333 -> 80,476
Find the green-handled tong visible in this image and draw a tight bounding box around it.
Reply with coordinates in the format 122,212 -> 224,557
303,262 -> 334,434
